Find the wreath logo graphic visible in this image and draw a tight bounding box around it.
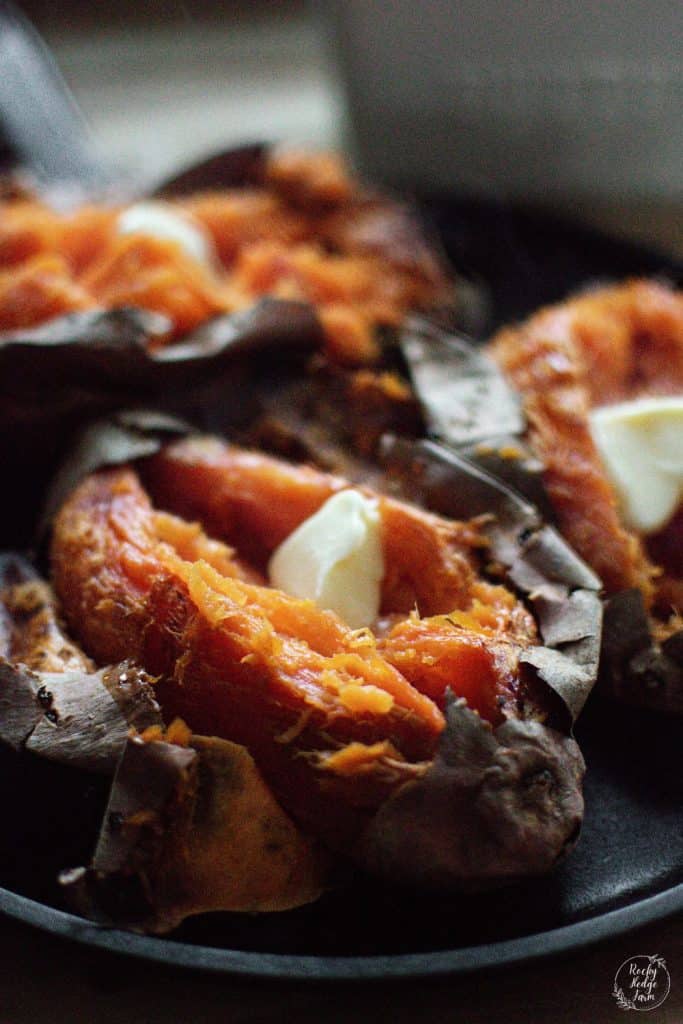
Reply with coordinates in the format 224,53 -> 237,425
613,955 -> 670,1012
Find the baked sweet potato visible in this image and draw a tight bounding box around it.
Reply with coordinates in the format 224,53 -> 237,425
395,298 -> 681,715
50,436 -> 587,884
490,280 -> 682,612
0,147 -> 454,363
489,280 -> 683,711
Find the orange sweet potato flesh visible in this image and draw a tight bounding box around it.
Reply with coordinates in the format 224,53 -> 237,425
51,469 -> 440,846
140,435 -> 522,620
379,605 -> 532,723
0,150 -> 452,363
0,201 -> 61,267
140,436 -> 536,718
51,451 -> 537,848
0,254 -> 95,331
79,235 -> 225,339
490,280 -> 683,617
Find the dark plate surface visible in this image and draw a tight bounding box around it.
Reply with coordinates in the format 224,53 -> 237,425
0,204 -> 682,978
421,195 -> 683,336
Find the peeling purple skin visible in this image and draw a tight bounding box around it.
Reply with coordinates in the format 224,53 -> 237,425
400,316 -> 525,446
60,736 -> 198,930
356,698 -> 585,888
60,733 -> 327,932
60,737 -> 197,930
0,299 -> 323,416
0,658 -> 162,774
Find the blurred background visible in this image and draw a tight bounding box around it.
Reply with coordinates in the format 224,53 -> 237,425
13,1 -> 345,178
10,0 -> 683,255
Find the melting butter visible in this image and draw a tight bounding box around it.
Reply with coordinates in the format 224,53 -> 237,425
117,202 -> 214,266
268,490 -> 384,629
589,396 -> 683,533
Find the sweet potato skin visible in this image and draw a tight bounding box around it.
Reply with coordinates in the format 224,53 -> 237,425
356,699 -> 585,887
67,732 -> 326,930
148,733 -> 328,920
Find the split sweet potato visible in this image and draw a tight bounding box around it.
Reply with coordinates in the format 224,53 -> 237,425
50,439 -> 585,883
0,148 -> 454,363
490,280 -> 683,617
489,280 -> 683,712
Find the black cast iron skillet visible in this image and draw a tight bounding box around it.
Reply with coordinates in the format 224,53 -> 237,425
0,0 -> 681,979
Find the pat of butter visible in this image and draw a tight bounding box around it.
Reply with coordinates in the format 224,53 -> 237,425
589,396 -> 683,533
268,490 -> 384,629
117,202 -> 213,266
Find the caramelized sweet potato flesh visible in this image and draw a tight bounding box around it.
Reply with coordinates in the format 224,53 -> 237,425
51,445 -> 538,848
